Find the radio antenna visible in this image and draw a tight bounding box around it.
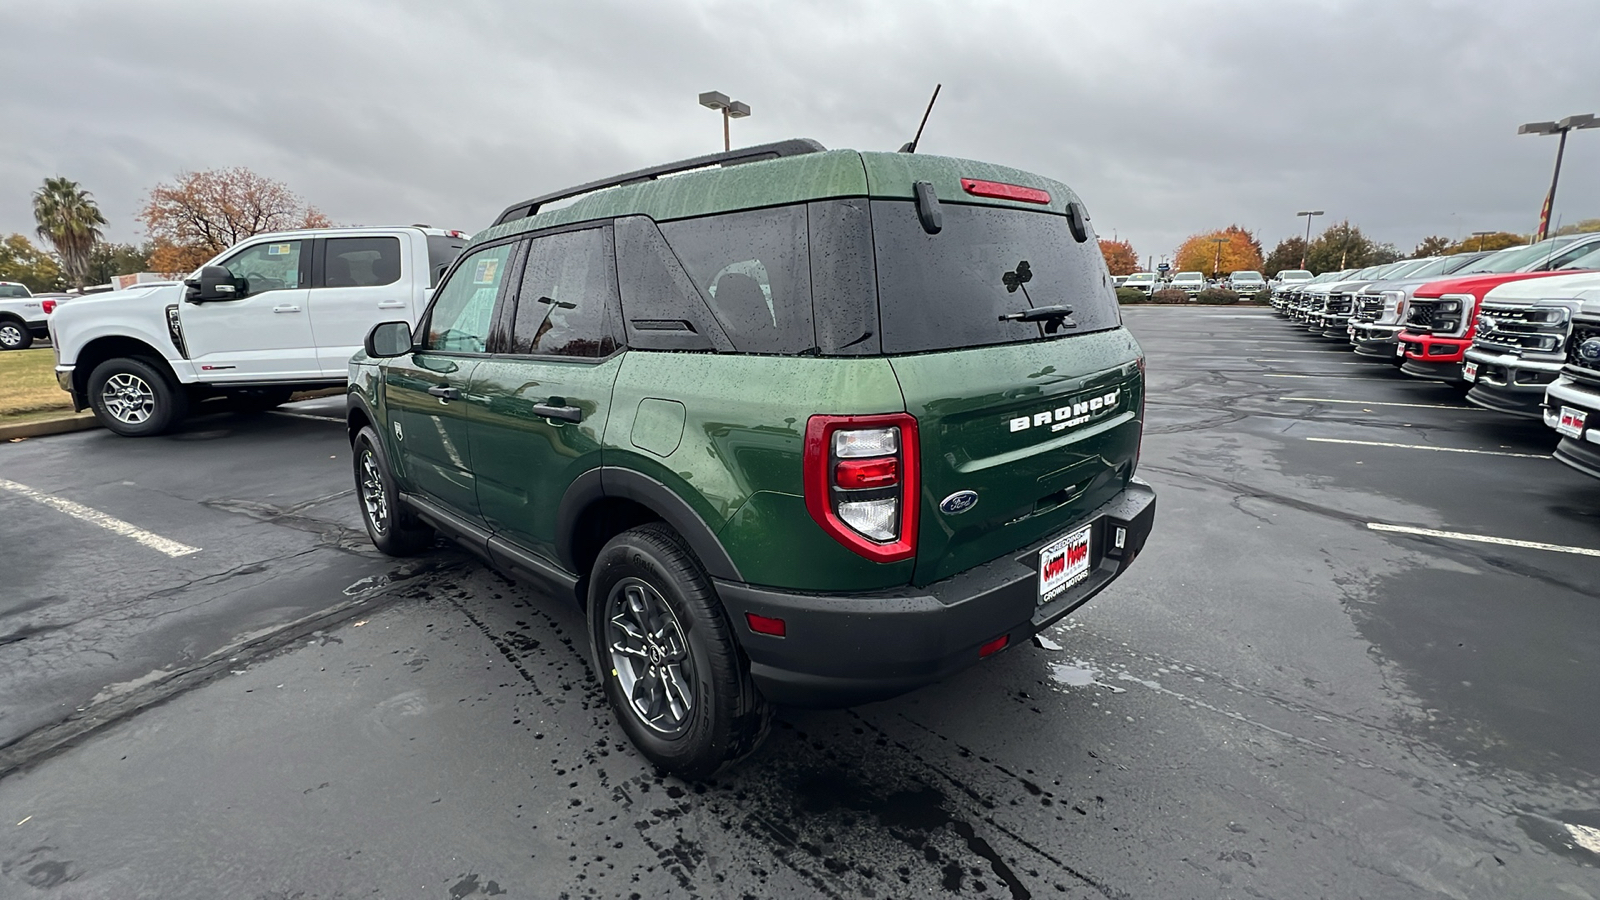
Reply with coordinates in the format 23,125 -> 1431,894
899,84 -> 942,153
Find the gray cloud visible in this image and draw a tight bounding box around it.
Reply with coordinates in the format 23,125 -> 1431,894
3,0 -> 1598,264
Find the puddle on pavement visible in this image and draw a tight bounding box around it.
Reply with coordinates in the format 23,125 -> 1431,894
1517,810 -> 1600,866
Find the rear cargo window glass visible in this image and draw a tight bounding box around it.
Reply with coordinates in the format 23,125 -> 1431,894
509,227 -> 620,358
323,236 -> 401,287
422,242 -> 513,353
872,201 -> 1118,354
659,206 -> 815,354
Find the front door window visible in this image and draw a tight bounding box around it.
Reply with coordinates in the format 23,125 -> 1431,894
217,240 -> 305,295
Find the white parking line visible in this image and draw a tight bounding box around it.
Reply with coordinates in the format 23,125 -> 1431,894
0,478 -> 201,557
1307,437 -> 1548,458
1367,523 -> 1600,558
1265,373 -> 1444,381
1280,397 -> 1483,411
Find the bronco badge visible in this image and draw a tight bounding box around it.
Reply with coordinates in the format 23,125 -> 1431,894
1008,388 -> 1121,434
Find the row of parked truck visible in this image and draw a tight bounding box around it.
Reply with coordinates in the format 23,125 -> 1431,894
1270,232 -> 1600,480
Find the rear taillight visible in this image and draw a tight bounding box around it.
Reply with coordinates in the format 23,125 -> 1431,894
804,413 -> 919,562
41,299 -> 56,314
1132,357 -> 1145,478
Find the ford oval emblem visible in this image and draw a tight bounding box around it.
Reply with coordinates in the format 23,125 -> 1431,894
1580,338 -> 1600,363
939,490 -> 980,515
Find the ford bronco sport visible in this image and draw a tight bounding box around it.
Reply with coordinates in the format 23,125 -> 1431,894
346,140 -> 1156,777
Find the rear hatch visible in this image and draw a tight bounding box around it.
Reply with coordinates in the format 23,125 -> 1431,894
857,160 -> 1142,585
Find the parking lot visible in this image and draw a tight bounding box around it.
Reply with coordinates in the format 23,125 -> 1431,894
2,305 -> 1598,898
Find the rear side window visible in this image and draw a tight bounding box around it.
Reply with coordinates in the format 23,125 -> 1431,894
871,201 -> 1118,354
508,227 -> 621,358
659,206 -> 815,354
427,235 -> 466,288
422,242 -> 514,353
324,236 -> 401,287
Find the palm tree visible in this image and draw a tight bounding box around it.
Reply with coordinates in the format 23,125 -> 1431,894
33,177 -> 107,290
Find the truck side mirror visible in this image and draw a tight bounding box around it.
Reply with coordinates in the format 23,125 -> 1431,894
365,321 -> 414,358
184,266 -> 241,303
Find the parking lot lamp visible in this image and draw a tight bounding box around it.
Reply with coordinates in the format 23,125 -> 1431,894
699,91 -> 751,152
1520,114 -> 1598,240
1296,210 -> 1324,268
1472,230 -> 1495,252
1210,237 -> 1228,278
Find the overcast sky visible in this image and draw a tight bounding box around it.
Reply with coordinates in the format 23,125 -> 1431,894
3,0 -> 1598,266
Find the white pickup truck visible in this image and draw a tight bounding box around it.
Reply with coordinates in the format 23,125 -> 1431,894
0,282 -> 65,351
50,225 -> 466,436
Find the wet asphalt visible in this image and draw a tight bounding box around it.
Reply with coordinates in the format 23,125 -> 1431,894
2,307 -> 1599,899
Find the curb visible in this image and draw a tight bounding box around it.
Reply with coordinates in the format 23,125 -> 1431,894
0,412 -> 100,441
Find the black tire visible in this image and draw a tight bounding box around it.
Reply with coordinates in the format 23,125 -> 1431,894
0,318 -> 31,351
352,425 -> 433,556
588,524 -> 770,780
86,357 -> 189,437
229,387 -> 295,413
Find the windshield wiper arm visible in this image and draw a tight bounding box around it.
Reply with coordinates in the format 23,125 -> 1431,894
1000,305 -> 1077,333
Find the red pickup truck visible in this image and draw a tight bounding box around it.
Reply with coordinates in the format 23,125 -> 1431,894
1397,271 -> 1585,384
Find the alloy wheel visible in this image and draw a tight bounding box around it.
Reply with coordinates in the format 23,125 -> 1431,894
101,372 -> 155,424
359,447 -> 388,535
605,578 -> 695,736
0,324 -> 21,348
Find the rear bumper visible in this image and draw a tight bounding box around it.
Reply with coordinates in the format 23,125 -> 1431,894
1545,381 -> 1600,480
717,479 -> 1157,708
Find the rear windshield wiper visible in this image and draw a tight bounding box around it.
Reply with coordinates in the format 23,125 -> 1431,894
1000,305 -> 1077,333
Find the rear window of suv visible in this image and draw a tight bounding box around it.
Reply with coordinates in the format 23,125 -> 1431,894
871,201 -> 1118,354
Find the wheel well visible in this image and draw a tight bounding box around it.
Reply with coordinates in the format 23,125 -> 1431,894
73,337 -> 175,396
347,404 -> 371,445
0,313 -> 24,325
569,497 -> 664,604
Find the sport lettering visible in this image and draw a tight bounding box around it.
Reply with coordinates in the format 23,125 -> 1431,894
1008,389 -> 1123,433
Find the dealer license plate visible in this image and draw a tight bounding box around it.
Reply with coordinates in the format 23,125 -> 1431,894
1557,406 -> 1588,439
1038,523 -> 1093,604
1462,361 -> 1477,382
1396,342 -> 1406,358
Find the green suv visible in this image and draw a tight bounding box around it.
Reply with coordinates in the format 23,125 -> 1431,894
347,140 -> 1156,777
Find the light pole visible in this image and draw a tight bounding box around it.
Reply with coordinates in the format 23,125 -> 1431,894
1296,210 -> 1323,269
1519,114 -> 1598,241
1471,230 -> 1495,252
699,91 -> 751,152
1210,237 -> 1228,279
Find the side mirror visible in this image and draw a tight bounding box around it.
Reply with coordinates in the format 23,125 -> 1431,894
184,266 -> 241,303
365,321 -> 414,358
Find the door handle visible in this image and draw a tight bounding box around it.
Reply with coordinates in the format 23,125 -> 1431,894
532,403 -> 583,423
377,301 -> 407,309
427,385 -> 462,401
272,305 -> 302,313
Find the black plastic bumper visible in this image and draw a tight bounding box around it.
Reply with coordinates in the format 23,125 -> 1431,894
717,480 -> 1157,708
1555,437 -> 1600,481
1401,359 -> 1464,382
1465,383 -> 1543,419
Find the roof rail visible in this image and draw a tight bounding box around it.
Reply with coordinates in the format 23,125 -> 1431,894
493,138 -> 827,226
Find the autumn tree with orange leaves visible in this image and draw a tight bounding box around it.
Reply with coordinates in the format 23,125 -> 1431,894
1098,239 -> 1139,276
139,168 -> 331,274
1173,225 -> 1264,277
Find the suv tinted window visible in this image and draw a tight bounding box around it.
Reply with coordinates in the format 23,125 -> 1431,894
427,235 -> 466,288
324,236 -> 401,287
614,216 -> 729,352
422,242 -> 514,353
509,227 -> 621,358
872,201 -> 1117,354
660,206 -> 815,354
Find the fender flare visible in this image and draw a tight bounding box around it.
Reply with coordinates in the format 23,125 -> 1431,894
556,467 -> 742,582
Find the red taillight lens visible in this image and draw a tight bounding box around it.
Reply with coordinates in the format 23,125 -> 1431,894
834,457 -> 898,489
978,634 -> 1010,658
960,178 -> 1051,205
41,299 -> 57,314
803,413 -> 919,563
745,613 -> 787,637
